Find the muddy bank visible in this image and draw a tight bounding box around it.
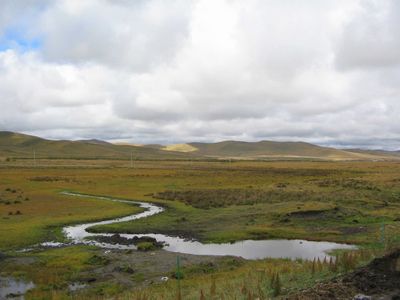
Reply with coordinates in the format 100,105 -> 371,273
90,234 -> 165,250
72,248 -> 239,292
287,248 -> 400,300
0,246 -> 237,298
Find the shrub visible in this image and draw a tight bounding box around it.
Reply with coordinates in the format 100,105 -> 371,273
137,242 -> 157,251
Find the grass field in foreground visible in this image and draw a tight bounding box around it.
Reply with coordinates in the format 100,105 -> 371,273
0,160 -> 399,298
1,160 -> 400,249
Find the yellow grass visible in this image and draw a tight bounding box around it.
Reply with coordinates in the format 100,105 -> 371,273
162,144 -> 198,152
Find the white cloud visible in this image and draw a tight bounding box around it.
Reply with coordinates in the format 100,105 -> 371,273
334,0 -> 400,70
38,0 -> 193,71
0,0 -> 399,149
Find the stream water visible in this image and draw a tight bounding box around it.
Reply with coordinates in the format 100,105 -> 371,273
62,192 -> 356,260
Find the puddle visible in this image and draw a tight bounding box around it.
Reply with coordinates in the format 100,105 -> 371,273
0,276 -> 35,300
68,282 -> 87,292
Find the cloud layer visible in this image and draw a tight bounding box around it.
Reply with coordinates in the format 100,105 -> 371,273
0,0 -> 399,148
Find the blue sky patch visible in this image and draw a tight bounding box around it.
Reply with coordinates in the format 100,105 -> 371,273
0,28 -> 42,52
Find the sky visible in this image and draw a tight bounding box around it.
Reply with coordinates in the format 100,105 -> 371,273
0,0 -> 399,149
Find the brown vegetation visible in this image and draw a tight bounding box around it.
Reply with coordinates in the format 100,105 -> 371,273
288,248 -> 400,299
153,188 -> 338,209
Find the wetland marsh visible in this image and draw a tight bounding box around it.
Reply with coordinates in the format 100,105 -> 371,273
0,160 -> 399,298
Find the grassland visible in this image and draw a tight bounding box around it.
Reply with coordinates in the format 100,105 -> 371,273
85,161 -> 400,246
0,159 -> 399,299
0,169 -> 143,250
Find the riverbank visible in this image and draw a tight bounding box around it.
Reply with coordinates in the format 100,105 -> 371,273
1,244 -> 389,299
0,245 -> 240,299
287,248 -> 400,299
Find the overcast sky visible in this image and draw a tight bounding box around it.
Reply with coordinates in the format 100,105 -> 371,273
0,0 -> 399,149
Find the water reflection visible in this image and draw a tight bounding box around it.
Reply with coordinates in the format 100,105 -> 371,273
68,282 -> 87,292
0,276 -> 35,300
62,192 -> 356,260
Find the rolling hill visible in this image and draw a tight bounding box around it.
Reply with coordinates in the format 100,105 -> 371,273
346,148 -> 400,157
1,131 -> 398,161
161,141 -> 400,161
0,131 -> 193,160
184,141 -> 396,160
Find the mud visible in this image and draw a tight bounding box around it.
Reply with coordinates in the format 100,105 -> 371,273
90,234 -> 165,249
287,208 -> 336,219
339,226 -> 368,235
77,248 -> 228,290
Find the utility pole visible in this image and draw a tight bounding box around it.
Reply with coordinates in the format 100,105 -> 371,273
176,255 -> 182,300
130,151 -> 134,168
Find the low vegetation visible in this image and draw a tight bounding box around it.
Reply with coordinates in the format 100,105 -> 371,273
127,247 -> 395,299
0,159 -> 399,298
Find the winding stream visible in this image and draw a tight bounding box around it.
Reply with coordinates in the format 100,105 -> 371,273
62,192 -> 356,260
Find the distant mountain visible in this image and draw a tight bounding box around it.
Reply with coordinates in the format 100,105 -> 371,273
1,131 -> 399,161
346,149 -> 400,157
77,139 -> 111,145
0,131 -> 193,160
162,141 -> 400,161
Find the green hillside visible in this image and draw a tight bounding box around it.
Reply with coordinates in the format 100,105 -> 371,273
0,131 -> 193,160
188,140 -> 395,160
1,131 -> 398,161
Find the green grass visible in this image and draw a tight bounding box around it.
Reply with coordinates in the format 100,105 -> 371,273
127,248 -> 382,299
2,161 -> 400,249
136,241 -> 156,251
0,177 -> 144,250
1,246 -> 93,295
2,245 -> 128,299
0,160 -> 399,299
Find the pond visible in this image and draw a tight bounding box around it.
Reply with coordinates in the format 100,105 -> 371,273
62,192 -> 356,260
0,276 -> 35,300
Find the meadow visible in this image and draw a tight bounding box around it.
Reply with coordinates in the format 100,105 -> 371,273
0,159 -> 399,299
